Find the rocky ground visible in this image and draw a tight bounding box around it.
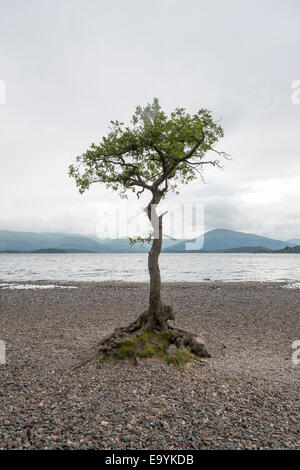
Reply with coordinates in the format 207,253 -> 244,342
0,281 -> 299,450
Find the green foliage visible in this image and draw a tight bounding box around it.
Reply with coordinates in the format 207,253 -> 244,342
128,234 -> 152,246
116,331 -> 192,367
117,331 -> 171,361
69,98 -> 226,198
159,330 -> 173,347
167,348 -> 192,368
95,358 -> 109,369
138,344 -> 157,358
118,340 -> 135,358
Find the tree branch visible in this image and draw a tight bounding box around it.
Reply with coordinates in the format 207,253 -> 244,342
210,148 -> 232,160
180,132 -> 205,162
153,144 -> 168,172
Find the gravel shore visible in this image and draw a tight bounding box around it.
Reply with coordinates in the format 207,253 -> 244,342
0,281 -> 299,450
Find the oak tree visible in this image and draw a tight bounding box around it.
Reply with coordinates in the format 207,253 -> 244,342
69,99 -> 228,358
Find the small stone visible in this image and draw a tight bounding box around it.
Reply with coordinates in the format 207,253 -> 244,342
6,438 -> 14,449
166,344 -> 177,355
191,336 -> 210,357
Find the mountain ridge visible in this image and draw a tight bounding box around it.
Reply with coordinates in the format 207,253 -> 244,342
163,229 -> 295,252
0,229 -> 297,253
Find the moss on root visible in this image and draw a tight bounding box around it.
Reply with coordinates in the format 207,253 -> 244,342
114,331 -> 192,367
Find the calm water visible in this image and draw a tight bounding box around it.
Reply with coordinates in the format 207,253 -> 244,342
0,253 -> 299,283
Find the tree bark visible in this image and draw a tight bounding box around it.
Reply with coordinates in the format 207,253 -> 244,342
143,192 -> 174,331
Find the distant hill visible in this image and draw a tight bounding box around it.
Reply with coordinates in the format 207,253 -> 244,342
0,229 -> 297,254
0,231 -> 108,253
276,245 -> 300,253
216,246 -> 273,253
163,229 -> 294,252
207,245 -> 300,254
0,231 -> 181,253
287,239 -> 300,246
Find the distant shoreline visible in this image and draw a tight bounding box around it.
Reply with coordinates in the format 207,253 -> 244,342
0,246 -> 300,254
1,281 -> 299,291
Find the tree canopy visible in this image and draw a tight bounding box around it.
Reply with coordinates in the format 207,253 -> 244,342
69,98 -> 228,200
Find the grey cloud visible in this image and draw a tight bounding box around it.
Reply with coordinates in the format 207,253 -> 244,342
1,0 -> 300,239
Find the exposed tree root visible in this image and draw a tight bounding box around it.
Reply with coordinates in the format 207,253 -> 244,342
73,304 -> 210,370
97,310 -> 208,365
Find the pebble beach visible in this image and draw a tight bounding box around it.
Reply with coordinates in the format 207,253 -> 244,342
0,281 -> 299,450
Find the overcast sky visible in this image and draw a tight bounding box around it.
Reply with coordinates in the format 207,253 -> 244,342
1,0 -> 300,240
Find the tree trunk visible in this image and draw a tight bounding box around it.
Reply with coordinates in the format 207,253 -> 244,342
147,217 -> 162,318
143,193 -> 174,331
93,191 -> 211,362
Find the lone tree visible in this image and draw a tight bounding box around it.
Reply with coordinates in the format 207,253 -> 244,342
69,99 -> 227,359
